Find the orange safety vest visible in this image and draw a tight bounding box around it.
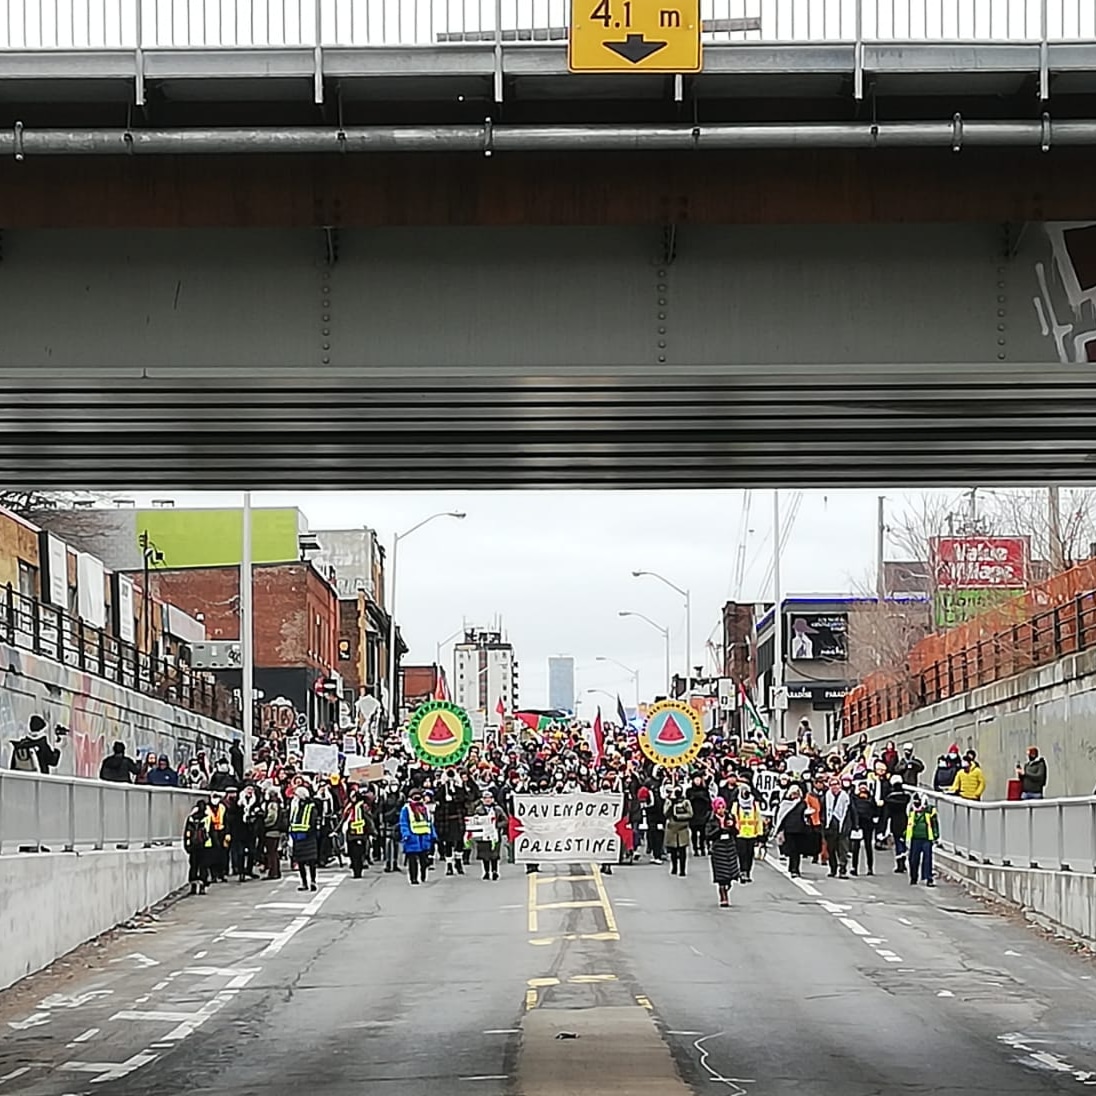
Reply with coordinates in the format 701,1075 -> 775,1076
209,804 -> 226,830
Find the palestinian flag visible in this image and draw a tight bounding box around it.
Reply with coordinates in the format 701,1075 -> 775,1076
515,711 -> 553,733
738,681 -> 767,735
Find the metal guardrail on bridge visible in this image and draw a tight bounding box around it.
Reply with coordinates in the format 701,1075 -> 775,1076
0,770 -> 196,855
918,787 -> 1096,874
1,0 -> 1092,49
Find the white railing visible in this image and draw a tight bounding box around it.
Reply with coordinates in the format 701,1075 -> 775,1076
0,770 -> 196,855
0,0 -> 1092,49
918,787 -> 1096,874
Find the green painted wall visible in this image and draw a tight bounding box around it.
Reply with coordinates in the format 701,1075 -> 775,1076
135,508 -> 300,568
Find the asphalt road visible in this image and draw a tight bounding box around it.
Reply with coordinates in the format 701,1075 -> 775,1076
1,847 -> 1095,1096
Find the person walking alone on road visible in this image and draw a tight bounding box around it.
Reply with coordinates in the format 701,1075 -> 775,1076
289,784 -> 321,892
705,796 -> 740,908
183,798 -> 213,896
775,786 -> 811,878
905,793 -> 939,887
400,787 -> 437,886
665,786 -> 694,877
731,785 -> 764,883
1017,746 -> 1047,799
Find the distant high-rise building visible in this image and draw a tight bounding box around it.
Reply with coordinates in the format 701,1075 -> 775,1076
547,655 -> 576,712
454,625 -> 519,723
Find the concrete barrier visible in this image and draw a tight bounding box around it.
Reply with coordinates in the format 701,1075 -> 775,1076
0,848 -> 188,991
936,848 -> 1096,947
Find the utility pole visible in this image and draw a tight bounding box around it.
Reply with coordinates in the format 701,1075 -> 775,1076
1048,485 -> 1064,571
771,489 -> 784,741
876,495 -> 887,603
241,492 -> 254,766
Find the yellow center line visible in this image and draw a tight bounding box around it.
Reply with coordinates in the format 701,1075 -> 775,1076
590,862 -> 620,936
525,989 -> 539,1010
528,977 -> 560,988
527,870 -> 539,934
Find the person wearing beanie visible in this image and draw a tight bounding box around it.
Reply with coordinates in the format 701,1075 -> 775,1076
10,715 -> 61,774
705,796 -> 740,908
99,741 -> 139,784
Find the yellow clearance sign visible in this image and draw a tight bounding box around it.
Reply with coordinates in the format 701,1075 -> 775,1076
569,0 -> 701,73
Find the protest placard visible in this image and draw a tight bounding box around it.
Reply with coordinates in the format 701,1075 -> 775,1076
302,743 -> 339,776
510,792 -> 621,863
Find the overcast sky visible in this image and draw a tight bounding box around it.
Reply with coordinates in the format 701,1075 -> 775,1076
124,488 -> 974,708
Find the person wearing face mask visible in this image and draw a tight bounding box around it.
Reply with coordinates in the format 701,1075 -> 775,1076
207,791 -> 229,883
399,787 -> 437,886
343,788 -> 377,879
949,755 -> 985,801
849,782 -> 880,876
705,797 -> 740,908
664,786 -> 694,877
823,778 -> 852,879
184,797 -> 214,896
687,775 -> 712,856
896,744 -> 925,786
934,746 -> 963,792
434,769 -> 469,877
209,758 -> 235,793
289,784 -> 321,891
731,785 -> 764,883
884,773 -> 911,874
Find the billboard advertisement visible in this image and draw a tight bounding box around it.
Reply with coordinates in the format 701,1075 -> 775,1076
785,613 -> 848,662
933,588 -> 1026,629
931,536 -> 1029,589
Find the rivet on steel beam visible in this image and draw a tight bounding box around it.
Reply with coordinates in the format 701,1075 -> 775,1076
1041,113 -> 1052,153
13,121 -> 24,162
124,130 -> 134,156
870,123 -> 878,148
338,129 -> 347,155
483,117 -> 494,158
691,127 -> 700,148
951,113 -> 963,154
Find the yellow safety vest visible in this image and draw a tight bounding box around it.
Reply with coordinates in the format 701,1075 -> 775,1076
408,809 -> 430,835
290,803 -> 315,833
734,805 -> 763,839
349,805 -> 368,835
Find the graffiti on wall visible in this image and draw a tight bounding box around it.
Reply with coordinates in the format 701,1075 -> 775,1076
1034,222 -> 1096,364
0,643 -> 232,778
260,697 -> 308,735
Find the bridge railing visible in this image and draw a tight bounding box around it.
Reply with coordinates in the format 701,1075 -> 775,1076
1,0 -> 1091,49
915,787 -> 1096,874
0,769 -> 197,855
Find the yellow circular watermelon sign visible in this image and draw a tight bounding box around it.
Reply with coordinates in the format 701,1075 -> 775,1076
407,700 -> 474,767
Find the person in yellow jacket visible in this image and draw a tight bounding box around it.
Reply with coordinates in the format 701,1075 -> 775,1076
732,786 -> 765,883
949,758 -> 985,801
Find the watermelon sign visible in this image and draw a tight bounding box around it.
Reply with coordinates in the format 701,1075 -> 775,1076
639,700 -> 704,768
407,700 -> 474,767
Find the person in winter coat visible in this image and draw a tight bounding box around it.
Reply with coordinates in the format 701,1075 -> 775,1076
664,786 -> 694,877
469,789 -> 507,880
731,786 -> 764,883
849,782 -> 880,876
686,775 -> 712,856
823,778 -> 853,879
183,799 -> 214,896
380,784 -> 405,872
343,788 -> 377,878
399,787 -> 437,886
1017,746 -> 1048,799
261,786 -> 286,879
705,796 -> 740,908
775,786 -> 812,878
949,758 -> 986,801
933,746 -> 963,792
147,755 -> 180,787
884,773 -> 911,874
288,784 -> 321,892
10,715 -> 62,774
209,758 -> 237,793
99,741 -> 139,784
905,792 -> 939,886
434,771 -> 470,876
643,784 -> 667,864
896,744 -> 925,786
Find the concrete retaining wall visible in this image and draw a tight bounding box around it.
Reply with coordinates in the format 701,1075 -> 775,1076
865,646 -> 1096,799
0,848 -> 188,991
0,639 -> 235,779
937,849 -> 1096,946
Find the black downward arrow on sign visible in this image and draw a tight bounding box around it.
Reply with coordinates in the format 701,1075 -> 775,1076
603,33 -> 669,63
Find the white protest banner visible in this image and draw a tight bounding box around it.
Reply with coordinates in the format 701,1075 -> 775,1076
753,770 -> 780,800
467,815 -> 499,843
511,792 -> 621,863
302,743 -> 339,776
342,733 -> 359,755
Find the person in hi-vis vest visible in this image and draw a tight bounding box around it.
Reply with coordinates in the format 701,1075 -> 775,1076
343,788 -> 377,879
289,785 -> 321,892
399,787 -> 437,886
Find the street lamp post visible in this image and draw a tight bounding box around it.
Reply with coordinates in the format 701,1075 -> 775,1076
595,655 -> 640,707
632,571 -> 692,698
435,625 -> 465,694
618,610 -> 671,697
387,511 -> 466,732
241,491 -> 254,766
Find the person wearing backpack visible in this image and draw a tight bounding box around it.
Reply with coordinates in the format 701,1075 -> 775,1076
10,715 -> 62,774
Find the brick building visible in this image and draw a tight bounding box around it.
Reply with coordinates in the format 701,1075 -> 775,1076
140,561 -> 340,734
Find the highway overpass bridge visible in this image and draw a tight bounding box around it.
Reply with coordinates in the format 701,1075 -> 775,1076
0,0 -> 1094,487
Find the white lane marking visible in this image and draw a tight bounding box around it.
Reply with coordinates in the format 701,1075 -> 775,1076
864,937 -> 886,945
112,1010 -> 206,1024
1030,1052 -> 1074,1073
72,1028 -> 100,1044
0,1068 -> 32,1085
460,1076 -> 508,1082
689,946 -> 704,957
110,953 -> 159,969
1005,950 -> 1022,957
218,928 -> 281,942
693,1034 -> 752,1093
261,917 -> 311,957
61,1052 -> 159,1083
937,990 -> 955,997
8,1014 -> 51,1030
897,917 -> 913,926
193,951 -> 208,959
839,918 -> 870,937
483,1029 -> 520,1035
819,900 -> 851,915
765,856 -> 822,896
256,902 -> 311,910
667,1030 -> 704,1036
